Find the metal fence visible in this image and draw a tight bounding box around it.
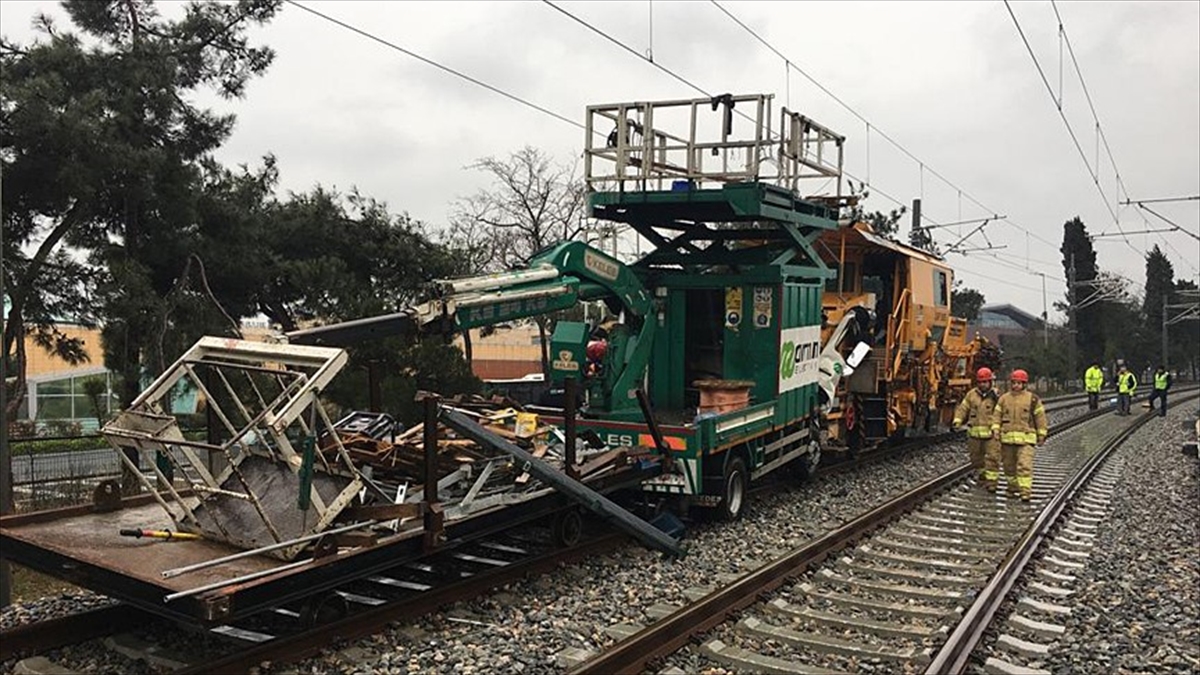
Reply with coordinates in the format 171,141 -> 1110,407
11,436 -> 183,513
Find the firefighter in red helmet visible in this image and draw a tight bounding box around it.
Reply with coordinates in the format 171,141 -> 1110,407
953,366 -> 1001,491
990,368 -> 1048,501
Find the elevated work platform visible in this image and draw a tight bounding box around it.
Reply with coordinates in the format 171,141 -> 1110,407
584,93 -> 846,195
584,94 -> 852,283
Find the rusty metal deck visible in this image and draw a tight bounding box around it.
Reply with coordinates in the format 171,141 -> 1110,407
0,460 -> 654,627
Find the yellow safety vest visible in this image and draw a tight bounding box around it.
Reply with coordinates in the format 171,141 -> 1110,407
1154,372 -> 1169,390
1118,372 -> 1137,394
1084,366 -> 1104,393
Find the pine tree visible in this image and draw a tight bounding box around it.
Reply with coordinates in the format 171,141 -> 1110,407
2,0 -> 282,413
1059,217 -> 1102,370
1141,246 -> 1174,367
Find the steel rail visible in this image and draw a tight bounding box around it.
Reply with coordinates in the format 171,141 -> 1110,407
0,604 -> 151,660
569,394 -> 1122,675
570,465 -> 972,674
925,390 -> 1200,674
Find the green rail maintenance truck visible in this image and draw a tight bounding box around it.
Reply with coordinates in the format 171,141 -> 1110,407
290,93 -> 852,520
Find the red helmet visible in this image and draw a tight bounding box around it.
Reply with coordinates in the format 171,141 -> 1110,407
1010,369 -> 1029,383
976,367 -> 993,381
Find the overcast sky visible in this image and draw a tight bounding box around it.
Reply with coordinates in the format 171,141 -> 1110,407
4,0 -> 1198,322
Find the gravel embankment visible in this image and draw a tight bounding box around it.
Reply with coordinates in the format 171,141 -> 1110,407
1047,406 -> 1200,674
1,406 -> 1090,674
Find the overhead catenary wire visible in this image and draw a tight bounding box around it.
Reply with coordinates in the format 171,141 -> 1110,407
1047,1 -> 1200,276
1002,1 -> 1135,251
289,0 -> 1106,293
543,0 -> 1073,287
284,0 -> 928,257
290,0 -> 1067,289
1006,2 -> 1198,279
1050,1 -> 1144,219
542,1 -> 945,225
283,0 -> 585,132
703,0 -> 1085,286
708,1 -> 1061,253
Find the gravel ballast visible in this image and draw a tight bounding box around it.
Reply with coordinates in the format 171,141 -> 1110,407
1046,406 -> 1200,674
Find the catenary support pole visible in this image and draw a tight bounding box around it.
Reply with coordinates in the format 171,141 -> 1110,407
1042,273 -> 1049,347
0,157 -> 11,607
1162,302 -> 1168,371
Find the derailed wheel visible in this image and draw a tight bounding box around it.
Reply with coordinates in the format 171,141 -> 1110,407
551,507 -> 583,548
795,439 -> 822,479
717,455 -> 748,521
300,591 -> 348,628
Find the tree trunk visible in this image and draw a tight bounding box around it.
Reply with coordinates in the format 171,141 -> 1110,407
462,329 -> 474,365
119,336 -> 144,496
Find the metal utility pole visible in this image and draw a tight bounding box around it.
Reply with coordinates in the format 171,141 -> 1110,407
1162,302 -> 1168,370
1041,273 -> 1049,347
1,155 -> 11,607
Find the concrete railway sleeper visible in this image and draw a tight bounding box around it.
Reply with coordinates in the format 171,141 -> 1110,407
569,392 -> 1199,675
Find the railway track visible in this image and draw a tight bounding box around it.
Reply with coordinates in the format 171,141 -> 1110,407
1,527 -> 625,671
570,394 -> 1197,675
1,393 -> 1182,673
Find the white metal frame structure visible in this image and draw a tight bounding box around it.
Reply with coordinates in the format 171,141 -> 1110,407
102,337 -> 365,560
584,93 -> 844,195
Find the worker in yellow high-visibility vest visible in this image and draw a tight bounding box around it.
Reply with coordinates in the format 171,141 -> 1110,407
991,369 -> 1048,501
953,367 -> 1001,491
1084,361 -> 1104,411
1117,365 -> 1137,416
1148,365 -> 1171,418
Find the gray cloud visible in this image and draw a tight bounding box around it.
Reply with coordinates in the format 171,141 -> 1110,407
3,0 -> 1196,320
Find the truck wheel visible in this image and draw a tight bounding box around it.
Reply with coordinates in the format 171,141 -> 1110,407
551,507 -> 583,548
718,456 -> 748,521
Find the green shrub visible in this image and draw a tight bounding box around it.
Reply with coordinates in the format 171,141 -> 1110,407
12,436 -> 108,456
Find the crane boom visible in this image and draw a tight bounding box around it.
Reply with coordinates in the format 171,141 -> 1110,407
285,240 -> 655,416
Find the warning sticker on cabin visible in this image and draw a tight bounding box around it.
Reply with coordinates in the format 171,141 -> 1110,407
778,325 -> 821,393
725,287 -> 743,328
753,287 -> 773,328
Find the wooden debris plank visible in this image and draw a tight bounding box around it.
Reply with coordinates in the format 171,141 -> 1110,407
577,448 -> 626,477
395,422 -> 424,441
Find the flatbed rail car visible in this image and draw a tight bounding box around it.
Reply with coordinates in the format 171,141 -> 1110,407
0,338 -> 660,628
0,468 -> 648,627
